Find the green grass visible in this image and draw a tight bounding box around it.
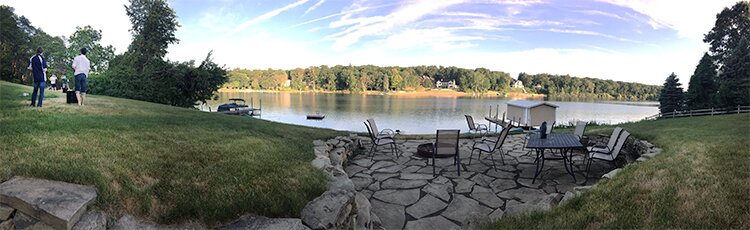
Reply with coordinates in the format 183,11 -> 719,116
0,81 -> 345,226
486,113 -> 750,228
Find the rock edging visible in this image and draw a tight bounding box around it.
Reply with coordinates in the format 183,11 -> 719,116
301,134 -> 382,230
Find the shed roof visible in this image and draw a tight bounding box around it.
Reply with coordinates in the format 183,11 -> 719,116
507,100 -> 558,108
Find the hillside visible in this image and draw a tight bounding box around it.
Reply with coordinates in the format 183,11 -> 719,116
0,81 -> 343,225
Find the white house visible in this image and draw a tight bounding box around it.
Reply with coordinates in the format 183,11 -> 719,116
512,80 -> 524,88
435,80 -> 458,89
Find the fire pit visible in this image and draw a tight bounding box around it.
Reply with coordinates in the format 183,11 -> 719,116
416,143 -> 455,158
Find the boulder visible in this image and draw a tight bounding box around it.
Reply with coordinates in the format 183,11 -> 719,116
72,210 -> 107,230
311,157 -> 331,170
0,204 -> 13,221
0,176 -> 97,230
300,190 -> 355,230
353,193 -> 371,230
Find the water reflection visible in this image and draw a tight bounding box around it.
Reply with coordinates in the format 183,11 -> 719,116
202,92 -> 659,134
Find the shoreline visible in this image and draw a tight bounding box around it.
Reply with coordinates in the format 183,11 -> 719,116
217,88 -> 547,99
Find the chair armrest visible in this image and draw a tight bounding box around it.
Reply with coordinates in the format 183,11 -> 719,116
380,129 -> 396,135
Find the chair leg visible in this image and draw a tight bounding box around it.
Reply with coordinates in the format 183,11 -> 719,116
499,149 -> 505,165
488,151 -> 498,171
585,158 -> 593,179
468,149 -> 476,166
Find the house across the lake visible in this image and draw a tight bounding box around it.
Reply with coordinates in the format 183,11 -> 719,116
435,80 -> 458,89
512,79 -> 524,88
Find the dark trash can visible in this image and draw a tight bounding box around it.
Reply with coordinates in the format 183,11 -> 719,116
66,91 -> 78,104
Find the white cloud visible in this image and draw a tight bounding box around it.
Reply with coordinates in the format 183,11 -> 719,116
0,0 -> 132,53
303,0 -> 326,16
597,0 -> 737,39
325,0 -> 468,50
225,0 -> 309,37
380,27 -> 483,50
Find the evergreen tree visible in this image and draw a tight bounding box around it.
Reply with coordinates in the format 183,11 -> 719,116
686,53 -> 718,109
716,37 -> 750,107
704,1 -> 750,69
659,73 -> 685,114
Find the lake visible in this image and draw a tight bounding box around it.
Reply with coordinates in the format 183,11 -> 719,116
202,91 -> 659,134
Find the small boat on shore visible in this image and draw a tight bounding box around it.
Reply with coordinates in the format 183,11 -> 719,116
306,113 -> 325,120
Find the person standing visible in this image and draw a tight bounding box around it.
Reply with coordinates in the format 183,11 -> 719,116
28,47 -> 48,107
72,47 -> 91,106
49,74 -> 57,90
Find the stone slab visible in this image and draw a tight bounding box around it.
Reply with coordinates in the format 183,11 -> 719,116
217,215 -> 309,230
440,194 -> 492,225
372,189 -> 420,206
404,216 -> 459,230
470,186 -> 505,208
405,195 -> 447,219
380,179 -> 427,189
300,190 -> 354,229
370,200 -> 404,230
0,177 -> 97,230
421,182 -> 452,202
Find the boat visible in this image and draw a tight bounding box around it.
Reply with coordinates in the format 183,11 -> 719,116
217,98 -> 252,115
306,113 -> 326,120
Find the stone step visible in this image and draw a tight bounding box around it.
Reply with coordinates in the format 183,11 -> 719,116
0,177 -> 97,230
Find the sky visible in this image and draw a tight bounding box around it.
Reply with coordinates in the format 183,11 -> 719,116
1,0 -> 739,85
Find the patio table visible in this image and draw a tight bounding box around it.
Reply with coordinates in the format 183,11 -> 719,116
526,133 -> 584,183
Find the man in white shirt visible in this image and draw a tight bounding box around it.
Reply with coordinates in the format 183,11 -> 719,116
72,47 -> 91,106
50,74 -> 57,90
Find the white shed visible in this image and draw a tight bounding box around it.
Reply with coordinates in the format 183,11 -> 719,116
506,100 -> 558,127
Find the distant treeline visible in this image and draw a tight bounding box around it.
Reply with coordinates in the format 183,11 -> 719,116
518,73 -> 661,101
226,65 -> 514,93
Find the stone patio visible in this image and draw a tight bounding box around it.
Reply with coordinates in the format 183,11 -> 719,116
347,134 -> 613,229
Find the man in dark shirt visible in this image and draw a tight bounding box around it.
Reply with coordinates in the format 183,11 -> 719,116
28,47 -> 48,107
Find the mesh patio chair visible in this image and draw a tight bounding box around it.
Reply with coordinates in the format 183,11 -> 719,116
429,129 -> 462,176
465,115 -> 488,135
587,127 -> 623,154
585,129 -> 630,177
469,123 -> 512,170
573,121 -> 588,140
367,118 -> 395,140
364,122 -> 397,159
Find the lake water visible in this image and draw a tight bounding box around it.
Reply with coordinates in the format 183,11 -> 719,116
202,92 -> 659,134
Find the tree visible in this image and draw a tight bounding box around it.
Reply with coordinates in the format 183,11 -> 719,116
658,73 -> 685,114
67,26 -> 116,73
125,0 -> 179,67
90,0 -> 226,107
290,68 -> 305,90
704,1 -> 750,70
686,53 -> 718,109
716,37 -> 750,107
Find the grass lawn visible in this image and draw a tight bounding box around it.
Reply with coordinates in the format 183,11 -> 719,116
0,81 -> 345,226
487,113 -> 750,228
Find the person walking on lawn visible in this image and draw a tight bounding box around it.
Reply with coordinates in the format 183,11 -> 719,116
28,47 -> 48,108
72,47 -> 91,106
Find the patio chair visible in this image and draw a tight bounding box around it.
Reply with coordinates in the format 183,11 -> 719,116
587,127 -> 623,154
430,129 -> 462,176
364,122 -> 397,159
469,123 -> 512,170
465,115 -> 488,135
573,121 -> 588,140
367,118 -> 396,140
585,129 -> 630,177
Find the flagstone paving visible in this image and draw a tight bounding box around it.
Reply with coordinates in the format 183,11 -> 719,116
348,135 -> 612,229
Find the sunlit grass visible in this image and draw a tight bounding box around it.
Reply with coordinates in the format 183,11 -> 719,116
486,113 -> 750,228
0,81 -> 345,226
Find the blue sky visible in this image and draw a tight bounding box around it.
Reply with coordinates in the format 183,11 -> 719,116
2,0 -> 738,85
